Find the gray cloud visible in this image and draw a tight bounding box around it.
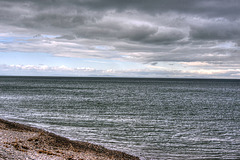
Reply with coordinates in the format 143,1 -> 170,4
0,0 -> 240,69
62,0 -> 240,18
190,19 -> 240,40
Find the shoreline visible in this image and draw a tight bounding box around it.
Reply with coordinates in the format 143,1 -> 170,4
0,118 -> 140,160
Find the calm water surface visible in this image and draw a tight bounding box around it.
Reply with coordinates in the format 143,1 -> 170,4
0,77 -> 240,159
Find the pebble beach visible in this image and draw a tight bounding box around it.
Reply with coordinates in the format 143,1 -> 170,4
0,118 -> 139,160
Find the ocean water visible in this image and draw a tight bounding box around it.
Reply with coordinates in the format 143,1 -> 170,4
0,76 -> 240,160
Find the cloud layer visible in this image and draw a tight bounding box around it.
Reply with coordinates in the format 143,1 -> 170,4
1,63 -> 239,79
0,0 -> 240,78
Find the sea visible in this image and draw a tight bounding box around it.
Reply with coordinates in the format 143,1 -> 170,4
0,76 -> 239,160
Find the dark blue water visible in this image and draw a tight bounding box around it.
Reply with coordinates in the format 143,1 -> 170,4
0,77 -> 240,159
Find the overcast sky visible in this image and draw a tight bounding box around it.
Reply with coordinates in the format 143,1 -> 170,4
0,0 -> 240,78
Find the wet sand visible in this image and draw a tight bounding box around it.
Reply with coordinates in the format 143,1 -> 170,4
0,118 -> 140,160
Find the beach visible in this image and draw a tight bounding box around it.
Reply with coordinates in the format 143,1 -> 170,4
0,118 -> 139,160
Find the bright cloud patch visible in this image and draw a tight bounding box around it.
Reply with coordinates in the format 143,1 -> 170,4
1,64 -> 239,79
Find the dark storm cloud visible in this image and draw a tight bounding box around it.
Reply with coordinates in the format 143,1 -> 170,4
65,0 -> 240,18
0,0 -> 240,65
190,20 -> 240,40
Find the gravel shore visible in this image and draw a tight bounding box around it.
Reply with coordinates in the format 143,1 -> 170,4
0,118 -> 140,160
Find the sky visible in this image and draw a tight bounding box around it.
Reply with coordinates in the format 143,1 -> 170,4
0,0 -> 240,78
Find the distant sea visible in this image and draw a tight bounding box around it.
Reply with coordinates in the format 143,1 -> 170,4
0,76 -> 240,160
